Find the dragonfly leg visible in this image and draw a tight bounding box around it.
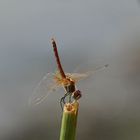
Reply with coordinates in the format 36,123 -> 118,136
60,98 -> 63,111
60,92 -> 71,110
60,96 -> 65,110
69,94 -> 72,103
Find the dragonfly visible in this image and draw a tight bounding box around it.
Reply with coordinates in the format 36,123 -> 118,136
29,39 -> 108,108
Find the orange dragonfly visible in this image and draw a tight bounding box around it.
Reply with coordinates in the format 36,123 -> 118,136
29,39 -> 108,107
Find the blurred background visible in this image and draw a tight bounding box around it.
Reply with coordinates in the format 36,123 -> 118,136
0,0 -> 140,140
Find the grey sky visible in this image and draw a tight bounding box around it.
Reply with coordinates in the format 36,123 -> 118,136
0,1 -> 140,140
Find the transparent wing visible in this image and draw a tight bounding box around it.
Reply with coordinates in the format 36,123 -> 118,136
66,73 -> 88,81
29,73 -> 61,106
66,64 -> 109,82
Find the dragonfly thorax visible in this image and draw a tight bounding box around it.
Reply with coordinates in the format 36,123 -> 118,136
63,78 -> 75,93
62,77 -> 75,86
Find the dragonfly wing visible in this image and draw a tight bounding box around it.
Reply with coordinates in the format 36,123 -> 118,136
66,73 -> 88,82
29,73 -> 61,106
66,64 -> 109,82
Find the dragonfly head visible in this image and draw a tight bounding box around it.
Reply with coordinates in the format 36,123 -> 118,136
72,90 -> 82,100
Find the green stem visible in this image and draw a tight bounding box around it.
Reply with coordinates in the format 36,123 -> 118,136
59,101 -> 79,140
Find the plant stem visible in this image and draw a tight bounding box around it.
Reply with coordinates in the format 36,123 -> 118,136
59,101 -> 79,140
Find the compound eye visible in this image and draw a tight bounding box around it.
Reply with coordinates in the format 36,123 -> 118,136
73,90 -> 82,100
